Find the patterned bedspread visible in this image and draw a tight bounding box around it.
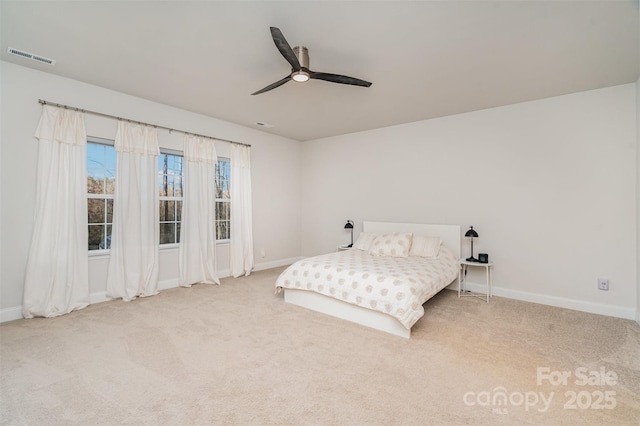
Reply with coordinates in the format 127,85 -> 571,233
275,246 -> 459,329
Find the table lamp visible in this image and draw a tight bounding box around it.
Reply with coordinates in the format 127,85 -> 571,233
465,226 -> 479,262
344,220 -> 354,247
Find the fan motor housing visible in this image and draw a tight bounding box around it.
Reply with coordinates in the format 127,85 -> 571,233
293,46 -> 309,69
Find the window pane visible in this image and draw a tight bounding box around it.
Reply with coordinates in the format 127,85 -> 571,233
106,225 -> 112,247
159,200 -> 176,222
216,200 -> 230,220
168,156 -> 180,175
88,224 -> 104,250
106,199 -> 113,223
159,175 -> 174,197
105,175 -> 116,195
216,221 -> 223,240
87,144 -> 105,169
87,175 -> 105,194
168,176 -> 175,197
158,172 -> 166,196
216,220 -> 230,240
159,155 -> 169,196
105,148 -> 116,170
216,160 -> 231,199
174,176 -> 183,197
100,226 -> 112,250
166,155 -> 174,173
160,223 -> 175,244
214,199 -> 230,240
87,142 -> 116,251
88,199 -> 105,224
158,152 -> 184,246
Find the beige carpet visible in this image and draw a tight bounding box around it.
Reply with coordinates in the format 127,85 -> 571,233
1,266 -> 639,425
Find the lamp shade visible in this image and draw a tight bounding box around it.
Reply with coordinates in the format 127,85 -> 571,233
465,226 -> 478,238
344,220 -> 355,247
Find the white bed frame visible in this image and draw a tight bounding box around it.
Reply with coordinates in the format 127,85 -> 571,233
283,222 -> 461,338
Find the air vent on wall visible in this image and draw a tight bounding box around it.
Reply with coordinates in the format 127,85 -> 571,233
7,47 -> 56,65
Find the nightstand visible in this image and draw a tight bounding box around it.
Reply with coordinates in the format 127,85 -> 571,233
337,245 -> 352,251
458,260 -> 493,303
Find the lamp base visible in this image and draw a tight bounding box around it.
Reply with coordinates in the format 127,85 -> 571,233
466,256 -> 478,262
347,243 -> 353,247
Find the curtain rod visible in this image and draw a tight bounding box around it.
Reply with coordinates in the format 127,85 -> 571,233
38,99 -> 251,148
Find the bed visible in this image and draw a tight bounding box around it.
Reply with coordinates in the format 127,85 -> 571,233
275,222 -> 461,338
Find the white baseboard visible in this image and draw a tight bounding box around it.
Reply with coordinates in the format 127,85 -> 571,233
89,291 -> 107,304
3,258 -> 630,323
461,281 -> 636,320
0,306 -> 23,323
158,278 -> 180,291
253,256 -> 301,272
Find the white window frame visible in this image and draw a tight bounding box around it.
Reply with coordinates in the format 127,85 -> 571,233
87,137 -> 115,256
215,158 -> 231,244
86,142 -> 231,253
158,149 -> 183,249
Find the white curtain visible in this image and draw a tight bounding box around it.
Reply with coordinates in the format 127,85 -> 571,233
230,144 -> 254,277
179,135 -> 220,286
106,121 -> 160,301
23,105 -> 89,318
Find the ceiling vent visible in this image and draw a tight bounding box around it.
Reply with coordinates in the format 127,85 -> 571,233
7,47 -> 56,65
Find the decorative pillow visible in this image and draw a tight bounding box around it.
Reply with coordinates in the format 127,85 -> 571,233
409,235 -> 442,258
353,232 -> 377,251
368,232 -> 413,258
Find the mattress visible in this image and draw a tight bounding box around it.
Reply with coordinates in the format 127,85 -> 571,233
275,245 -> 459,329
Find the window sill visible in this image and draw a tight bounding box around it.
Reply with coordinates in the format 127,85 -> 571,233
88,250 -> 110,259
88,240 -> 230,257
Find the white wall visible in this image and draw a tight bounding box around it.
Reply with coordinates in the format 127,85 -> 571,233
2,60 -> 637,323
301,84 -> 637,320
0,61 -> 302,319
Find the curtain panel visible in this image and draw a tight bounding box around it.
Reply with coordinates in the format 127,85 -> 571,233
106,121 -> 160,301
179,135 -> 220,286
230,144 -> 254,277
23,105 -> 90,318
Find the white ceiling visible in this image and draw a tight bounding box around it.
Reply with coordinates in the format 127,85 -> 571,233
2,1 -> 638,141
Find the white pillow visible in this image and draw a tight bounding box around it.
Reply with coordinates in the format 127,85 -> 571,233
409,235 -> 442,258
353,232 -> 377,251
368,232 -> 413,258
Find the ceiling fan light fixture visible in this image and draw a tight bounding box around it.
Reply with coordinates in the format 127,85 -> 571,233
291,70 -> 310,82
251,27 -> 372,95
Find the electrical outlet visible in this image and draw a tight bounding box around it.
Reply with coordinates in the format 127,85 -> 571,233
597,278 -> 609,291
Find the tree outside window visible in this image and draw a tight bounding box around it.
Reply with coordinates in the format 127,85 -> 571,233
87,142 -> 230,250
87,142 -> 115,250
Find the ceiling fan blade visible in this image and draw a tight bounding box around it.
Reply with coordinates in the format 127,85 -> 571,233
251,75 -> 291,95
309,71 -> 372,88
270,27 -> 301,71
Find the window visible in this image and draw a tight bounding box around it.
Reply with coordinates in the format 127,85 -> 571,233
87,141 -> 116,250
86,144 -> 230,250
158,152 -> 183,245
157,154 -> 230,244
215,159 -> 231,241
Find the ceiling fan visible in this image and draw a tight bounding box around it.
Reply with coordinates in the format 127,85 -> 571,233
252,27 -> 372,95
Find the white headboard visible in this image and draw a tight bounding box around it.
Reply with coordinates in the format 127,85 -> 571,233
362,221 -> 461,259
